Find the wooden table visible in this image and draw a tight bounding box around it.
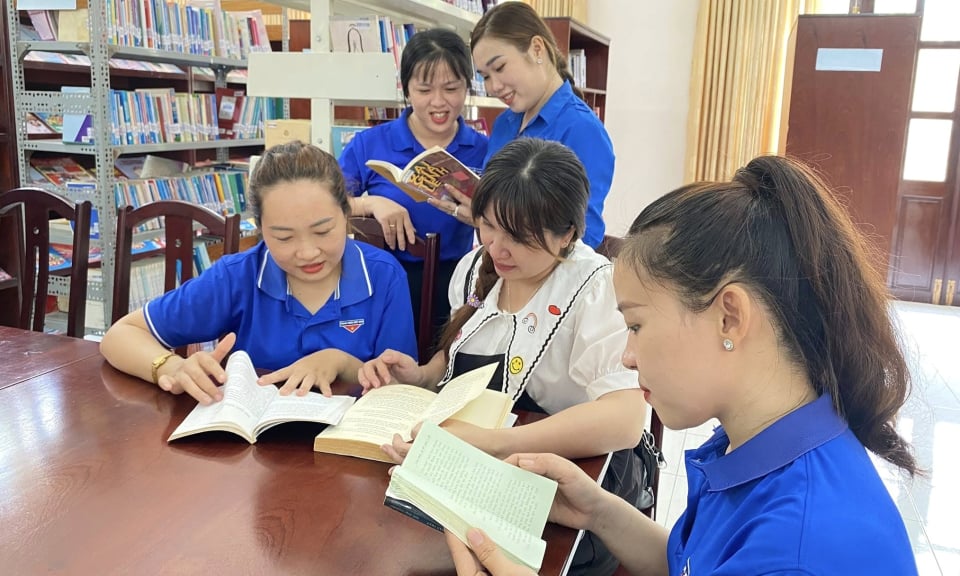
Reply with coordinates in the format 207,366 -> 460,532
0,325 -> 101,389
0,331 -> 606,575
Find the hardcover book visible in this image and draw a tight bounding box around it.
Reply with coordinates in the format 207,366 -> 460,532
366,146 -> 480,203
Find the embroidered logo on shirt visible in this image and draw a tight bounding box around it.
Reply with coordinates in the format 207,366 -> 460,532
339,319 -> 365,333
522,312 -> 538,334
508,356 -> 524,375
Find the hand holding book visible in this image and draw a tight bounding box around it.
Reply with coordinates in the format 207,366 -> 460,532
366,146 -> 481,204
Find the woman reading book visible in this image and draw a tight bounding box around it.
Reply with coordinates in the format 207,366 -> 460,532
444,156 -> 919,576
359,138 -> 646,575
339,28 -> 488,336
431,2 -> 616,250
101,142 -> 417,405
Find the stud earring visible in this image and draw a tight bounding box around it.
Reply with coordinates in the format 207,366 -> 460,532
536,58 -> 543,65
723,338 -> 735,351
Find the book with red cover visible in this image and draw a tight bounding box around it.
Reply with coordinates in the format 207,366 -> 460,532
216,87 -> 244,139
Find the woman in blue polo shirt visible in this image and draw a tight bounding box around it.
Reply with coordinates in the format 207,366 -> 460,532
101,141 -> 416,405
432,1 -> 614,249
445,156 -> 919,575
339,28 -> 488,336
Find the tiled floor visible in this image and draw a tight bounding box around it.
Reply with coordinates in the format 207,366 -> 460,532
651,300 -> 960,575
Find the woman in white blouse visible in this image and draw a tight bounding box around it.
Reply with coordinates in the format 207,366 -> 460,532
360,140 -> 646,575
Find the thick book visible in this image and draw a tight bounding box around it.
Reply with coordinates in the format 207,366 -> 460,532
168,351 -> 356,444
313,363 -> 510,462
366,146 -> 480,203
385,422 -> 558,572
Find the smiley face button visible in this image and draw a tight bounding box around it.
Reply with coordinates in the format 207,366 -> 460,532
508,356 -> 524,375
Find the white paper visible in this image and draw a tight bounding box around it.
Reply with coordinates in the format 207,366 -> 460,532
816,48 -> 883,72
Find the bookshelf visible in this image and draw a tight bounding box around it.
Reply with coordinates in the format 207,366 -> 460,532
544,17 -> 609,122
4,1 -> 266,332
246,0 -> 503,153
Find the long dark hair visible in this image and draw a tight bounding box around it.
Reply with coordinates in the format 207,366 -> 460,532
437,138 -> 588,354
400,29 -> 473,98
249,141 -> 350,224
470,2 -> 585,101
621,155 -> 917,475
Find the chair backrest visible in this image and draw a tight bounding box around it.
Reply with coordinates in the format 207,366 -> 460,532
112,200 -> 241,326
0,187 -> 92,337
350,217 -> 440,362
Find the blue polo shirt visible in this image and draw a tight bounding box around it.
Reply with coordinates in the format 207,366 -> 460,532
484,81 -> 614,248
144,238 -> 418,369
339,109 -> 488,263
668,394 -> 917,575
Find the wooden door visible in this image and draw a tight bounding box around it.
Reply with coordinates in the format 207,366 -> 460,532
786,15 -> 920,276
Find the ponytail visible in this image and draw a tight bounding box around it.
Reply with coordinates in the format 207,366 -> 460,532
621,155 -> 918,475
550,46 -> 585,101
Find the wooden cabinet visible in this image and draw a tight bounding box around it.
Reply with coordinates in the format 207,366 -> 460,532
545,17 -> 609,122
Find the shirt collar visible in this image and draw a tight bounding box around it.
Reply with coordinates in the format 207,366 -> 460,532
536,80 -> 575,125
256,238 -> 374,306
694,394 -> 847,491
390,107 -> 471,154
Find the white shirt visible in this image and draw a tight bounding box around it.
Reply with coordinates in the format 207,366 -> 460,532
442,241 -> 639,415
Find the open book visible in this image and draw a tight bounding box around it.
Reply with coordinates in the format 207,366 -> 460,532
385,422 -> 558,572
313,363 -> 511,462
168,351 -> 356,444
366,145 -> 480,203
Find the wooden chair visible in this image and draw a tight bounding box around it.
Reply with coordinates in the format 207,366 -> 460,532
0,187 -> 92,337
596,233 -> 666,520
350,216 -> 440,362
112,201 -> 241,336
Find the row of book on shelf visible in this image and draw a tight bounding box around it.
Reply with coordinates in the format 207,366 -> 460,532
23,50 -> 250,82
31,86 -> 274,145
23,1 -> 271,59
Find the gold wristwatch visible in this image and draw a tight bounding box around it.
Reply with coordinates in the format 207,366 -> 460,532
151,351 -> 177,385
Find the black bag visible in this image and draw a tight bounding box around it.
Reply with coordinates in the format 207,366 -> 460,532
634,429 -> 666,510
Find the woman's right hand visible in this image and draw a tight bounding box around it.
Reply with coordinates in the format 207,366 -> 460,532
507,452 -> 609,532
365,195 -> 416,251
357,349 -> 423,392
156,333 -> 236,405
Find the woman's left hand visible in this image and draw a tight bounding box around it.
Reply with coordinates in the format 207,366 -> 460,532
258,349 -> 346,397
428,184 -> 475,226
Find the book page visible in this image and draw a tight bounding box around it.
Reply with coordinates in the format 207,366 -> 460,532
420,363 -> 499,427
390,423 -> 557,571
315,384 -> 437,445
168,351 -> 275,442
400,147 -> 480,199
447,389 -> 513,429
253,392 -> 355,436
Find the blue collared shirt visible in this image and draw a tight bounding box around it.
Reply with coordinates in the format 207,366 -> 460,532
484,81 -> 614,248
144,239 -> 418,369
668,394 -> 917,575
339,109 -> 488,263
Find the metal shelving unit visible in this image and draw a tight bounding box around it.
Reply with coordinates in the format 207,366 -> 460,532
6,1 -> 259,330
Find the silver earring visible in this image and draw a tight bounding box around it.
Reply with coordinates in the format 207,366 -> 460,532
537,58 -> 543,65
723,338 -> 735,351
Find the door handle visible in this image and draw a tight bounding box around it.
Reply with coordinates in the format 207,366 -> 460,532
932,278 -> 943,305
946,280 -> 956,307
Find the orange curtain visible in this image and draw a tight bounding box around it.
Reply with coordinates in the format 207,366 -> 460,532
685,0 -> 802,182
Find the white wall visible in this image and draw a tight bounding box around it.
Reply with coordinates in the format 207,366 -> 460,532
588,0 -> 701,236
